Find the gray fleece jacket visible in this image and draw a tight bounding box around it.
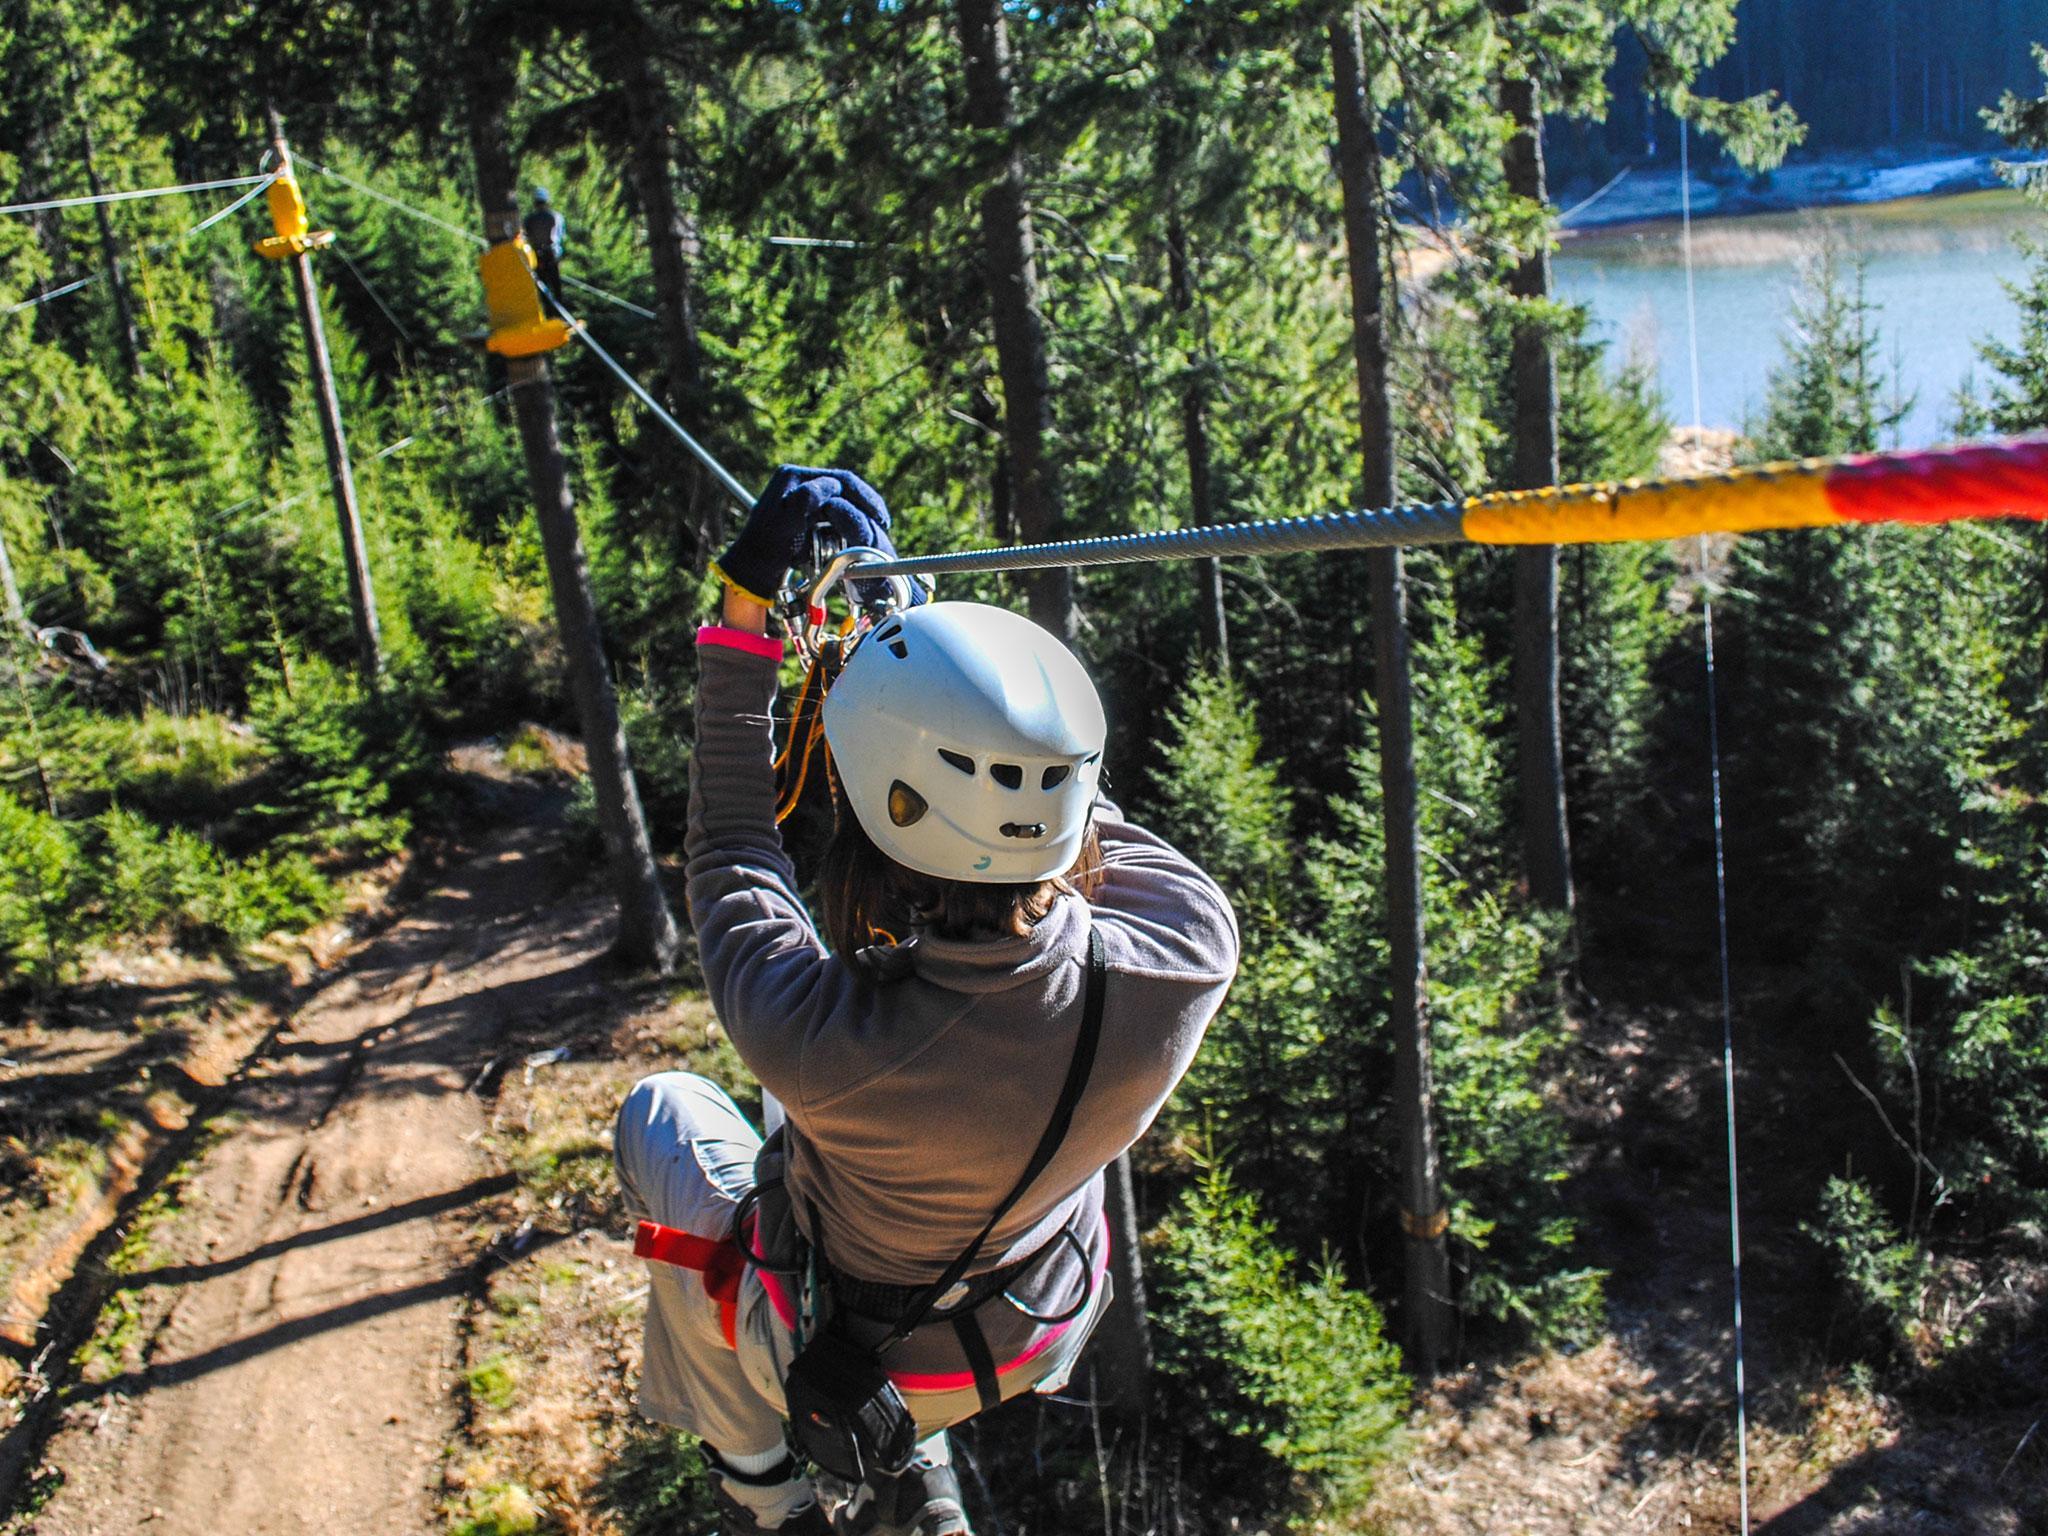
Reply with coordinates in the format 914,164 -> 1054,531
685,629 -> 1238,1376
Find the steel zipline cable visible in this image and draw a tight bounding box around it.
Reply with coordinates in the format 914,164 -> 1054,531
3,173 -> 281,316
0,172 -> 275,217
298,158 -> 657,320
541,281 -> 756,510
848,435 -> 2048,579
1682,117 -> 1752,1536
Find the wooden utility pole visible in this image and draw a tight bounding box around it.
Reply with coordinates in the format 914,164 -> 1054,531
265,109 -> 381,681
466,54 -> 681,977
956,0 -> 1074,641
1331,5 -> 1454,1376
1497,6 -> 1575,919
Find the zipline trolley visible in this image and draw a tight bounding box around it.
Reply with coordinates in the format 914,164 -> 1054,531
479,234 -> 570,357
252,171 -> 333,260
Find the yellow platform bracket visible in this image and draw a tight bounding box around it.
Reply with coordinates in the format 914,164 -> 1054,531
251,172 -> 334,260
479,235 -> 571,357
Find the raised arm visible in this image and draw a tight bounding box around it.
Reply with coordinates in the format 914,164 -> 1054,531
685,600 -> 842,1103
685,469 -> 913,1101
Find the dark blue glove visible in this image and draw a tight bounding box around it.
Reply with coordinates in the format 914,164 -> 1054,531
717,465 -> 921,606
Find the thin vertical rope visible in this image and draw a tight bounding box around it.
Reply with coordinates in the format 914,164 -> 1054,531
1683,116 -> 1751,1535
1680,126 -> 1706,440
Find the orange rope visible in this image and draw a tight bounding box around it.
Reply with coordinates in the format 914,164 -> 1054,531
774,616 -> 856,825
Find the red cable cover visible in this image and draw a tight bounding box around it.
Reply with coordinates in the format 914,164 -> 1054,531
1825,436 -> 2048,526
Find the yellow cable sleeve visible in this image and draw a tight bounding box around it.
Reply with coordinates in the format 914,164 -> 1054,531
1462,462 -> 1843,545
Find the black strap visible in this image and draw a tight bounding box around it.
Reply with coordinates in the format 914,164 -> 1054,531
951,1315 -> 1002,1413
879,925 -> 1107,1350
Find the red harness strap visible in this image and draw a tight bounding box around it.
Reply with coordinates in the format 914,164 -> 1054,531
634,1219 -> 747,1349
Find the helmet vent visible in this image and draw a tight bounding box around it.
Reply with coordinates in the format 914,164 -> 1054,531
990,763 -> 1023,790
938,749 -> 975,776
888,781 -> 928,827
1041,765 -> 1071,791
1000,822 -> 1048,840
872,622 -> 908,659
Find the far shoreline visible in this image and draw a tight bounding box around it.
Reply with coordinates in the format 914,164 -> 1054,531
1553,146 -> 2045,234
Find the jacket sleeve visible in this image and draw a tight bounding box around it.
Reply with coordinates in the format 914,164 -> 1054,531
1087,797 -> 1241,986
685,628 -> 863,1106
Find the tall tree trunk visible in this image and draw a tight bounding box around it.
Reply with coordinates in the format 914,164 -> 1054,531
465,31 -> 680,976
596,14 -> 724,567
61,37 -> 141,381
1167,206 -> 1228,671
1331,6 -> 1454,1379
955,0 -> 1073,639
1089,1154 -> 1154,1410
79,121 -> 140,380
1500,37 -> 1576,918
0,519 -> 31,641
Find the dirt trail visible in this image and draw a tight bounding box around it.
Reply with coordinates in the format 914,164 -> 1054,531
21,817 -> 617,1536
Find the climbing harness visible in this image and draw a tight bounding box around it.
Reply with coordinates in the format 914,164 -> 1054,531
782,927 -> 1105,1482
634,1218 -> 748,1348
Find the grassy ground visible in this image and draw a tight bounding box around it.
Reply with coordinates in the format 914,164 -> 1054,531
443,982 -> 749,1536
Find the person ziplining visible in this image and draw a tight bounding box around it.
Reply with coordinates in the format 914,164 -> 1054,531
614,467 -> 1241,1536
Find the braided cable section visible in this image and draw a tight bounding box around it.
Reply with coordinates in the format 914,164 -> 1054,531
851,498 -> 1470,579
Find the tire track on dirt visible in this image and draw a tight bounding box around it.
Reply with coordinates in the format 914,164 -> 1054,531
10,819 -> 618,1536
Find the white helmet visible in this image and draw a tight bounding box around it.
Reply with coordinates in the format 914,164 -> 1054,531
822,602 -> 1106,884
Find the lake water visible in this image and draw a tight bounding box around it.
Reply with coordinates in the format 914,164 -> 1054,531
1553,191 -> 2042,449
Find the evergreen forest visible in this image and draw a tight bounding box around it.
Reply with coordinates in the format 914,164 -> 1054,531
3,0 -> 2048,1531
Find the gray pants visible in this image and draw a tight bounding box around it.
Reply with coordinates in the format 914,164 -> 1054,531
613,1072 -> 1105,1457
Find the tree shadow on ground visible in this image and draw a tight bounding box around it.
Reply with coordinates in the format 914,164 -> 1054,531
67,1227 -> 573,1406
1752,1291 -> 2048,1535
111,1172 -> 521,1291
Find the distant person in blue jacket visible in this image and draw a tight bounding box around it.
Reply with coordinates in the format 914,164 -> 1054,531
524,187 -> 564,314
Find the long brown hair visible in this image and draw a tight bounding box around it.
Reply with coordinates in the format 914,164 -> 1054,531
819,802 -> 1104,961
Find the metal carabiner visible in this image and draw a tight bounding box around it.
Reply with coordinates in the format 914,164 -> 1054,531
784,547 -> 931,665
